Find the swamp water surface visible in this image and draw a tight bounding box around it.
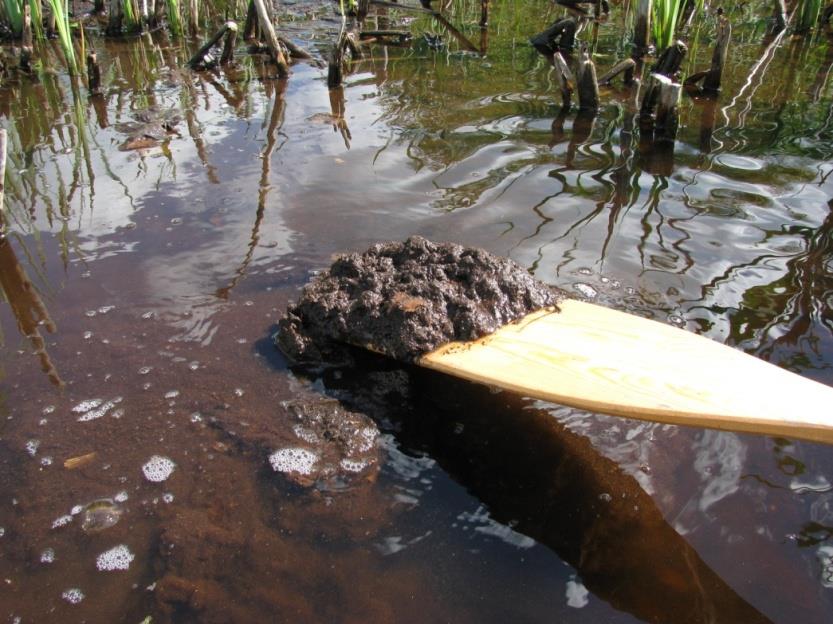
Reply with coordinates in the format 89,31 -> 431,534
1,1 -> 833,622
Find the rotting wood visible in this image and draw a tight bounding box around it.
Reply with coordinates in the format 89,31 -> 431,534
344,32 -> 363,60
87,52 -> 102,94
107,0 -> 124,36
188,21 -> 238,69
530,17 -> 577,57
244,0 -> 259,40
359,30 -> 413,45
654,75 -> 681,141
328,32 -> 348,90
702,16 -> 731,92
576,47 -> 599,111
598,58 -> 635,85
20,4 -> 32,73
634,0 -> 651,54
651,40 -> 687,77
555,0 -> 590,16
480,0 -> 490,27
552,51 -> 574,108
221,22 -> 238,65
253,0 -> 290,77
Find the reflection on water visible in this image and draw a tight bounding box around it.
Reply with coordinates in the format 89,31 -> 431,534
1,1 -> 833,622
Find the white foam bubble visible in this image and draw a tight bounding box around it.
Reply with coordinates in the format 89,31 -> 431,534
40,548 -> 56,563
162,493 -> 174,503
96,544 -> 134,571
72,399 -> 104,414
573,282 -> 598,299
138,366 -> 153,375
0,527 -> 5,537
61,588 -> 85,604
42,405 -> 56,415
51,514 -> 73,529
77,397 -> 123,422
566,579 -> 589,608
340,458 -> 371,473
25,440 -> 40,456
269,448 -> 319,475
164,390 -> 180,399
142,455 -> 176,482
114,490 -> 129,503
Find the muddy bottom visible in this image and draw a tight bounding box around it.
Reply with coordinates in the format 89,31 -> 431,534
277,236 -> 563,363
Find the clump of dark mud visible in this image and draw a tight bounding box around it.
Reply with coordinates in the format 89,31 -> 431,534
277,236 -> 564,363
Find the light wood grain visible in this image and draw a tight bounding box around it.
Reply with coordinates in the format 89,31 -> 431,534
419,299 -> 833,444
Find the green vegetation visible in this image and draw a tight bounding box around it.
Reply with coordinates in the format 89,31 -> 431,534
652,0 -> 684,50
167,0 -> 183,36
44,0 -> 77,74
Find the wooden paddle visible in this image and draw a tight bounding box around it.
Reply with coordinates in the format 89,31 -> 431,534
418,299 -> 833,444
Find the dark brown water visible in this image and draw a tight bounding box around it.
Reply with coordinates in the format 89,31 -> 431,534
1,1 -> 833,622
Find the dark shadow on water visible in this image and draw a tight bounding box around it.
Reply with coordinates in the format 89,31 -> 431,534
295,350 -> 774,624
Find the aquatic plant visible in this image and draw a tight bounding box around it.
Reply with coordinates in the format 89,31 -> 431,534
795,0 -> 823,33
652,0 -> 684,50
122,0 -> 140,31
44,0 -> 78,74
1,0 -> 23,36
166,0 -> 182,35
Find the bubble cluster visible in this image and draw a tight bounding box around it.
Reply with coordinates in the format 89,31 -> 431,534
114,490 -> 129,503
25,440 -> 40,456
340,458 -> 370,473
77,397 -> 123,422
269,448 -> 319,475
164,390 -> 180,400
40,548 -> 56,563
61,588 -> 85,604
96,544 -> 134,571
72,399 -> 104,414
51,515 -> 73,529
142,455 -> 176,482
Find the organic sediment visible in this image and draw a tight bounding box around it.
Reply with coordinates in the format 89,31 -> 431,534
277,236 -> 564,363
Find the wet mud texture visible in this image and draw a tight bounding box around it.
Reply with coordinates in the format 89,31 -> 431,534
277,236 -> 564,363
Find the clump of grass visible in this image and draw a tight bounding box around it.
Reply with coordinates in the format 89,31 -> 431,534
2,0 -> 24,36
166,0 -> 182,36
795,0 -> 823,34
652,0 -> 684,51
45,0 -> 78,74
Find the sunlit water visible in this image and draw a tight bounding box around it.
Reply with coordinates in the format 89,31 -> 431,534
1,1 -> 833,622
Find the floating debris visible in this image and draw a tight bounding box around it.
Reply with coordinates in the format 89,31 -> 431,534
81,499 -> 123,533
96,544 -> 135,571
142,456 -> 176,482
64,452 -> 97,470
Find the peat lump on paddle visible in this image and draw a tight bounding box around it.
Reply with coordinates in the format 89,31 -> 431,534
277,236 -> 565,363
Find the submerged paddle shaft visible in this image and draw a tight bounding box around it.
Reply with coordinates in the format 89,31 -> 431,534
419,299 -> 833,444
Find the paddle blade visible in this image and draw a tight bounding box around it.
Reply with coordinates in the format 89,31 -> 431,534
419,299 -> 833,444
